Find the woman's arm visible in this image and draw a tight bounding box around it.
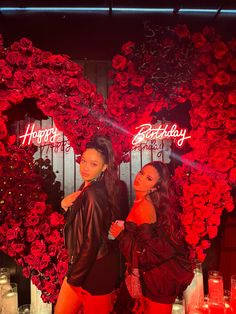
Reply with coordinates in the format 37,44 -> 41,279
61,191 -> 81,211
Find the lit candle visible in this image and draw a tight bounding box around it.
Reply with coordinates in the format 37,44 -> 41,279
2,290 -> 18,314
208,271 -> 224,303
0,275 -> 9,285
172,303 -> 183,313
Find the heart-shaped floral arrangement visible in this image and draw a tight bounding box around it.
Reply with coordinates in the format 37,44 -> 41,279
0,23 -> 235,302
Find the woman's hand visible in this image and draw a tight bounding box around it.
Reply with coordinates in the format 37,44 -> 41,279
109,221 -> 125,238
61,191 -> 81,211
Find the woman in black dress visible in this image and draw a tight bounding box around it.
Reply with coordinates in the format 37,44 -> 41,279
110,161 -> 194,314
55,136 -> 124,314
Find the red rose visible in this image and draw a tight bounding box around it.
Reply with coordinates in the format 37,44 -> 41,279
0,142 -> 8,156
174,24 -> 190,38
200,53 -> 211,65
192,219 -> 206,234
226,119 -> 236,134
131,75 -> 145,87
229,167 -> 236,184
57,249 -> 69,262
121,41 -> 135,55
22,267 -> 31,278
25,214 -> 40,227
115,72 -> 129,87
181,212 -> 194,225
38,254 -> 51,270
26,228 -> 37,242
209,92 -> 225,107
6,228 -> 18,240
230,59 -> 236,71
0,100 -> 11,111
48,230 -> 62,244
218,53 -> 232,70
207,117 -> 224,129
6,51 -> 28,66
192,33 -> 207,48
1,66 -> 13,79
40,223 -> 51,237
210,157 -> 234,172
124,93 -> 139,109
112,54 -> 127,71
228,90 -> 236,105
7,246 -> 16,257
193,196 -> 206,208
0,119 -> 7,140
201,240 -> 211,249
207,225 -> 218,239
48,244 -> 58,257
225,197 -> 234,212
207,130 -> 227,141
198,106 -> 210,119
196,246 -> 206,262
214,71 -> 231,85
32,202 -> 46,214
207,63 -> 218,76
56,261 -> 68,276
185,232 -> 199,246
11,243 -> 25,253
45,76 -> 61,90
44,281 -> 57,295
78,78 -> 92,94
49,212 -> 65,227
143,83 -> 153,96
7,90 -> 25,104
31,274 -> 42,288
49,54 -> 68,66
31,240 -> 46,257
208,214 -> 221,226
190,93 -> 201,105
63,60 -> 83,76
214,41 -> 228,59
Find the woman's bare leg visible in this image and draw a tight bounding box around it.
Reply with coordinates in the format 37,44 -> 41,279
54,278 -> 83,314
146,299 -> 172,314
83,293 -> 113,314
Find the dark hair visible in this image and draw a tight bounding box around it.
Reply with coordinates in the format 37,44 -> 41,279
145,161 -> 181,241
85,136 -> 119,218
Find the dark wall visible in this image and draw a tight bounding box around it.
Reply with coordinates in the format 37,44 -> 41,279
1,10 -> 236,60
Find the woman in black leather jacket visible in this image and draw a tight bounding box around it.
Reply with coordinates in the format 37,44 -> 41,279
55,136 -> 125,314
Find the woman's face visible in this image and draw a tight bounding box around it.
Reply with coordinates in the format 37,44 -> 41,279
80,148 -> 107,182
133,165 -> 160,193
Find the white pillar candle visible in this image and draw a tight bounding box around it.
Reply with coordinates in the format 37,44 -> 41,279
172,303 -> 183,313
0,279 -> 11,311
2,290 -> 18,314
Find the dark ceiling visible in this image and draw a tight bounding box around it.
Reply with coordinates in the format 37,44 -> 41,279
1,0 -> 236,60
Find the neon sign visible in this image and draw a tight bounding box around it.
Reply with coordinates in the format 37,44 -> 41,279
19,123 -> 71,152
132,123 -> 191,148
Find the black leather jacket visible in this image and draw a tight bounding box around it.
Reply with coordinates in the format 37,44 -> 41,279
64,178 -> 115,287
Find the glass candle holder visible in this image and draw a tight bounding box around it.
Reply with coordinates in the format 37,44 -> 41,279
208,271 -> 224,304
183,262 -> 204,313
172,299 -> 184,314
1,283 -> 18,314
0,268 -> 11,283
18,304 -> 35,314
230,275 -> 236,313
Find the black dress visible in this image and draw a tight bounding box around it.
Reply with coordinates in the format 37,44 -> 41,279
64,178 -> 123,295
118,221 -> 194,304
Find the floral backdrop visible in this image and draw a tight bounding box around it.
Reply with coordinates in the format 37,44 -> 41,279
0,23 -> 235,302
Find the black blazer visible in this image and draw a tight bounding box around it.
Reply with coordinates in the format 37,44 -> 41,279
64,178 -> 114,287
